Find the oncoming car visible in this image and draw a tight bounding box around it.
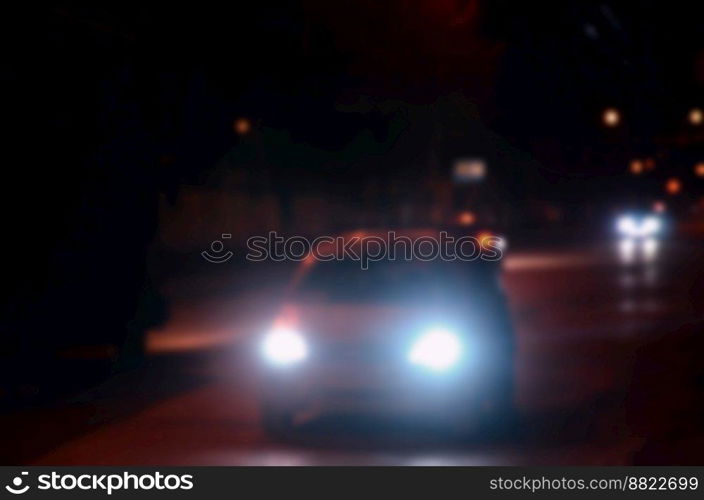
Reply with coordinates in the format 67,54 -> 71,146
255,229 -> 515,436
615,213 -> 664,263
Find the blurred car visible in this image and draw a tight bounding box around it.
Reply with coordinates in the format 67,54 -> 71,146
256,229 -> 515,435
615,212 -> 665,264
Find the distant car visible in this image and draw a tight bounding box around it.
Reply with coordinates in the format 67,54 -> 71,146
615,212 -> 664,263
256,229 -> 515,435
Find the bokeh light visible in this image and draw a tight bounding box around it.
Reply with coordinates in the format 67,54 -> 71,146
629,159 -> 643,175
665,177 -> 682,195
694,162 -> 704,177
234,117 -> 252,135
602,108 -> 620,127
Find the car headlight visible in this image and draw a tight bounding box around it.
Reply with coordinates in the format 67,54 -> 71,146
617,216 -> 637,236
641,216 -> 661,235
617,215 -> 661,237
261,328 -> 308,366
408,328 -> 462,371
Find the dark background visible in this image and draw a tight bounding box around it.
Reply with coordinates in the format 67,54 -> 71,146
1,3 -> 703,461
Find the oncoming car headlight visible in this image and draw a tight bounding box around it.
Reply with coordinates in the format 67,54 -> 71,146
617,216 -> 637,236
261,328 -> 308,366
617,215 -> 662,237
641,216 -> 661,235
408,328 -> 462,372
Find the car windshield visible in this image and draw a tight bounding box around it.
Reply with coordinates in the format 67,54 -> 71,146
296,258 -> 492,302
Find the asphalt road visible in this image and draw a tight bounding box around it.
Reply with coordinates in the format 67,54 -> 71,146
9,241 -> 704,465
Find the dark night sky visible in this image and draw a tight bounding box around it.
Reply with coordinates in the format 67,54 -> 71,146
6,3 -> 702,167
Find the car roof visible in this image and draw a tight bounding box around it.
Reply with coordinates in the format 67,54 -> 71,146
304,228 -> 448,258
297,227 -> 498,263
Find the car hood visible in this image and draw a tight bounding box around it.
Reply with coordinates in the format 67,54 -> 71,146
277,301 -> 475,341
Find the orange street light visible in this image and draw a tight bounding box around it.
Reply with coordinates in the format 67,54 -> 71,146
234,117 -> 252,135
689,108 -> 703,126
695,162 -> 704,177
629,159 -> 644,175
665,177 -> 682,195
456,210 -> 476,226
602,108 -> 620,127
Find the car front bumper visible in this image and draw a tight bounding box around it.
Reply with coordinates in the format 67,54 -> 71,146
259,356 -> 513,423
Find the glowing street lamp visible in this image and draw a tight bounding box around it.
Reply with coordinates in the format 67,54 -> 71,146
234,117 -> 252,135
665,178 -> 682,195
456,210 -> 476,226
629,159 -> 644,175
695,162 -> 704,177
689,108 -> 703,126
602,108 -> 620,127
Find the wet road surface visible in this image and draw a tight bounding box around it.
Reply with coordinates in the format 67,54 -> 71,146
7,242 -> 704,465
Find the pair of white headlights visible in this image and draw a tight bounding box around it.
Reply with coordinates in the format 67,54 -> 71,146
262,327 -> 462,372
616,215 -> 661,238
